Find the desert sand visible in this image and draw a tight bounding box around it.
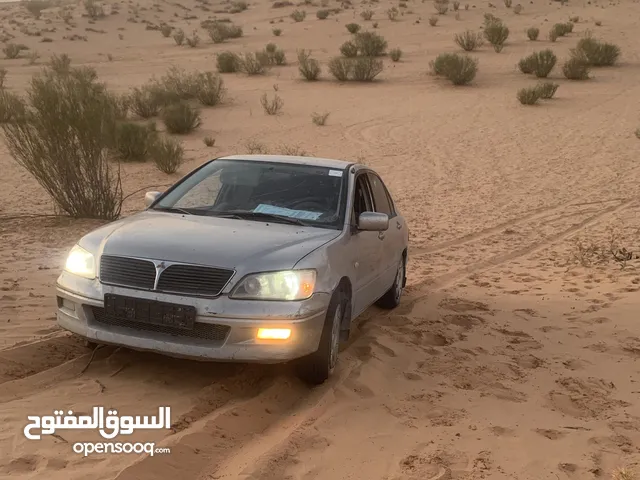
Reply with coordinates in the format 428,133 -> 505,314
0,0 -> 639,477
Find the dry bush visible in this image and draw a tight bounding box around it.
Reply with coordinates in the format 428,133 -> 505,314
503,0 -> 512,6
454,30 -> 483,51
389,47 -> 402,61
428,15 -> 438,26
353,31 -> 387,56
452,0 -> 460,9
536,81 -> 558,99
272,28 -> 282,36
152,136 -> 184,174
195,72 -> 225,106
516,86 -> 540,105
84,0 -> 105,19
562,56 -> 590,80
311,111 -> 329,125
208,21 -> 243,42
526,27 -> 539,40
0,68 -> 6,89
346,22 -> 361,33
229,0 -> 248,13
129,86 -> 162,118
513,4 -> 522,13
291,9 -> 306,21
1,66 -> 122,219
612,467 -> 636,480
328,57 -> 351,81
317,9 -> 329,19
520,49 -> 556,77
483,19 -> 509,52
360,9 -> 373,20
430,53 -> 478,85
239,52 -> 270,75
297,49 -> 321,80
568,228 -> 634,268
277,143 -> 307,156
217,51 -> 240,72
114,121 -> 157,162
204,136 -> 215,146
23,0 -> 52,18
3,44 -> 26,60
260,92 -> 283,115
569,15 -> 579,23
594,20 -> 602,26
160,24 -> 172,37
434,0 -> 449,14
572,35 -> 620,66
518,56 -> 534,74
173,28 -> 185,45
351,57 -> 383,81
387,7 -> 399,20
340,40 -> 358,57
265,46 -> 287,65
245,138 -> 269,154
185,31 -> 200,47
161,102 -> 201,134
0,90 -> 26,123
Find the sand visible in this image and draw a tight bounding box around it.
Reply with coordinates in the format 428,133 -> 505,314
1,0 -> 639,477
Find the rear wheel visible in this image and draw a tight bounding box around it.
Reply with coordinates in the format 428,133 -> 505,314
376,255 -> 405,309
295,290 -> 345,386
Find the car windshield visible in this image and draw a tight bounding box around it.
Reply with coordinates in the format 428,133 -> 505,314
152,159 -> 348,229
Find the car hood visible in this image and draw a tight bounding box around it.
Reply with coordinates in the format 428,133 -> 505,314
79,211 -> 340,271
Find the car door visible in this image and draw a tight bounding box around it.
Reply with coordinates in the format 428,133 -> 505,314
366,172 -> 404,295
349,173 -> 384,317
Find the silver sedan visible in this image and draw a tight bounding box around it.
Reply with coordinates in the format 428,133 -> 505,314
56,155 -> 409,384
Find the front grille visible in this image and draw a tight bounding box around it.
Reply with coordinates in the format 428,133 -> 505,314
91,307 -> 230,342
100,255 -> 156,290
157,264 -> 234,296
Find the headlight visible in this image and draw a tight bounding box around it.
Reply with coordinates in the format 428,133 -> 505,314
230,270 -> 316,301
64,245 -> 96,279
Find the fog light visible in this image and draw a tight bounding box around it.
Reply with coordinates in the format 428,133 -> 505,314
257,328 -> 291,340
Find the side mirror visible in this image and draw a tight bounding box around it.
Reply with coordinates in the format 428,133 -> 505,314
145,191 -> 162,208
357,212 -> 389,232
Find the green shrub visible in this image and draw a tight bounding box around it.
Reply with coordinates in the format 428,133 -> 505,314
160,24 -> 172,37
316,9 -> 329,19
173,29 -> 185,45
360,9 -> 373,20
268,49 -> 287,65
483,20 -> 509,52
129,86 -> 162,118
3,44 -> 24,59
454,30 -> 483,51
526,27 -> 539,40
114,121 -> 157,162
194,72 -> 225,106
340,40 -> 359,58
216,51 -> 240,73
351,56 -> 383,81
518,55 -> 535,74
311,112 -> 329,125
290,9 -> 306,21
239,52 -> 270,75
346,23 -> 361,34
430,53 -> 478,85
531,49 -> 556,77
297,49 -> 321,80
272,28 -> 282,36
328,57 -> 352,81
562,57 -> 590,80
23,0 -> 52,19
208,21 -> 243,43
152,136 -> 184,174
516,86 -> 540,105
389,48 -> 402,61
0,90 -> 26,123
0,68 -> 7,89
161,102 -> 201,134
353,31 -> 387,56
572,36 -> 620,66
535,81 -> 558,99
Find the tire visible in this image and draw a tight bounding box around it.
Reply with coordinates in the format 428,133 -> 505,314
295,290 -> 345,386
376,255 -> 405,309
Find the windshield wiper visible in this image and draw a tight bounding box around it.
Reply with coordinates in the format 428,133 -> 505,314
214,210 -> 309,226
152,206 -> 194,216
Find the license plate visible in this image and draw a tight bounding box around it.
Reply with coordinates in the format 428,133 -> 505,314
104,294 -> 196,330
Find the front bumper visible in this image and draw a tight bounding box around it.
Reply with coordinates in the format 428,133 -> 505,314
55,272 -> 330,363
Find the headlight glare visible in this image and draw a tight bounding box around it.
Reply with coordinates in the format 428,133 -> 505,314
231,270 -> 316,301
64,245 -> 96,279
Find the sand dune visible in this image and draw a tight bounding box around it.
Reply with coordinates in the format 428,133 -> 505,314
1,0 -> 639,477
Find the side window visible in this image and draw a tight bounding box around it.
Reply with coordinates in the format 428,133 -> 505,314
367,173 -> 394,217
352,174 -> 374,223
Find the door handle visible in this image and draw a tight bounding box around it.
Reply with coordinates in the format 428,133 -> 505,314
396,221 -> 402,230
378,231 -> 385,240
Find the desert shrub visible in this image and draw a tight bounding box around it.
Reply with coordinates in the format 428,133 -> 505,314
454,30 -> 483,51
562,56 -> 590,80
0,90 -> 26,123
208,21 -> 243,42
0,68 -> 6,89
328,57 -> 352,81
160,24 -> 172,37
531,49 -> 556,77
291,9 -> 306,21
563,21 -> 573,33
351,56 -> 383,81
203,136 -> 215,146
24,0 -> 51,18
297,49 -> 321,80
570,15 -> 579,22
316,9 -> 329,19
217,51 -> 240,72
428,15 -> 438,26
360,9 -> 373,20
572,36 -> 620,66
272,28 -> 282,36
194,72 -> 225,106
389,47 -> 402,61
3,44 -> 23,59
518,55 -> 535,74
311,111 -> 329,125
239,52 -> 270,75
346,22 -> 361,33
265,43 -> 277,54
513,4 -> 522,13
152,136 -> 184,174
340,40 -> 359,57
526,27 -> 539,40
268,49 -> 287,65
50,54 -> 72,74
173,28 -> 185,45
434,0 -> 449,14
504,0 -> 512,6
354,31 -> 387,56
114,121 -> 157,161
185,31 -> 200,47
129,86 -> 162,118
1,66 -> 122,219
229,0 -> 248,12
535,81 -> 558,99
430,53 -> 478,85
84,0 -> 104,19
516,86 -> 540,105
452,0 -> 460,10
483,20 -> 509,52
387,7 -> 399,20
551,23 -> 569,39
109,93 -> 130,120
260,92 -> 283,115
548,28 -> 559,42
161,102 -> 201,134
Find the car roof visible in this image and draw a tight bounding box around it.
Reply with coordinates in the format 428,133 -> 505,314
218,154 -> 354,170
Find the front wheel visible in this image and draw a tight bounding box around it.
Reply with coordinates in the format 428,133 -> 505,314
376,256 -> 405,309
295,290 -> 344,386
